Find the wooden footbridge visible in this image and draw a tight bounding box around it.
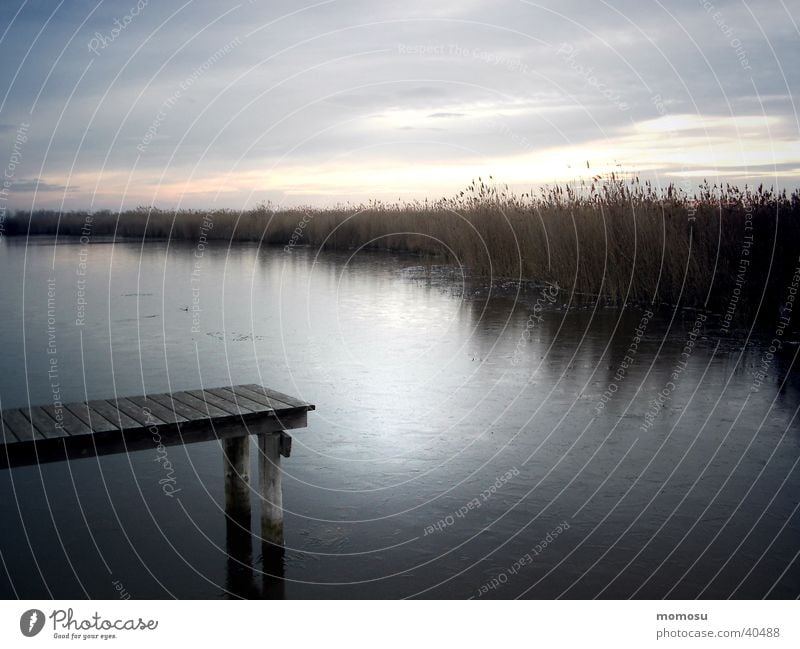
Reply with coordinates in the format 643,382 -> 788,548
0,383 -> 315,553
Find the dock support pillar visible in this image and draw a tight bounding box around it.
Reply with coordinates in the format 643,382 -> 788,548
222,436 -> 254,598
223,436 -> 251,515
258,431 -> 287,598
258,432 -> 284,544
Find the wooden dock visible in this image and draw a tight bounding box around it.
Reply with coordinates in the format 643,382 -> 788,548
0,383 -> 313,468
0,383 -> 315,552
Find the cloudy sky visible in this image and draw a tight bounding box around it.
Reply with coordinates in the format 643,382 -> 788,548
0,0 -> 797,210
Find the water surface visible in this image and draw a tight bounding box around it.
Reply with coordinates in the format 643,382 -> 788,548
0,236 -> 798,599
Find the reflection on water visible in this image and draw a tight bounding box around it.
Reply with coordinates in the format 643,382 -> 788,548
0,236 -> 798,599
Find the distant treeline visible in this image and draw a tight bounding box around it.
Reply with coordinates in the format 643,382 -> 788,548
4,177 -> 800,323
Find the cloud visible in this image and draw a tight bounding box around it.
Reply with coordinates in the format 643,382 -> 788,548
9,178 -> 78,193
0,0 -> 795,209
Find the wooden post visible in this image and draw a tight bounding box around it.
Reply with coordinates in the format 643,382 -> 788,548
258,431 -> 286,598
223,436 -> 251,515
222,436 -> 254,598
258,432 -> 284,544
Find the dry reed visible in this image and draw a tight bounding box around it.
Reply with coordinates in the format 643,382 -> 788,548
4,176 -> 799,320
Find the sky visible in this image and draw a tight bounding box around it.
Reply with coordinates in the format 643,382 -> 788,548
0,0 -> 797,210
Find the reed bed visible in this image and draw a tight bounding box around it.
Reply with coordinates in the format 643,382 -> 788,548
4,176 -> 799,320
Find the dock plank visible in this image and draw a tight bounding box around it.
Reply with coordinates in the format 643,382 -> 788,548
0,425 -> 17,445
186,390 -> 253,417
24,407 -> 70,440
3,410 -> 37,442
1,410 -> 30,443
213,388 -> 274,414
115,398 -> 165,427
149,393 -> 209,422
241,384 -> 314,410
87,400 -> 141,430
170,391 -> 231,419
229,385 -> 290,410
64,402 -> 119,434
41,404 -> 93,437
126,395 -> 188,426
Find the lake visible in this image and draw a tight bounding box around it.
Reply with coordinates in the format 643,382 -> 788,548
0,235 -> 798,599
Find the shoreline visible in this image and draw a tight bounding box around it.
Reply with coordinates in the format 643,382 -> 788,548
2,178 -> 798,327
